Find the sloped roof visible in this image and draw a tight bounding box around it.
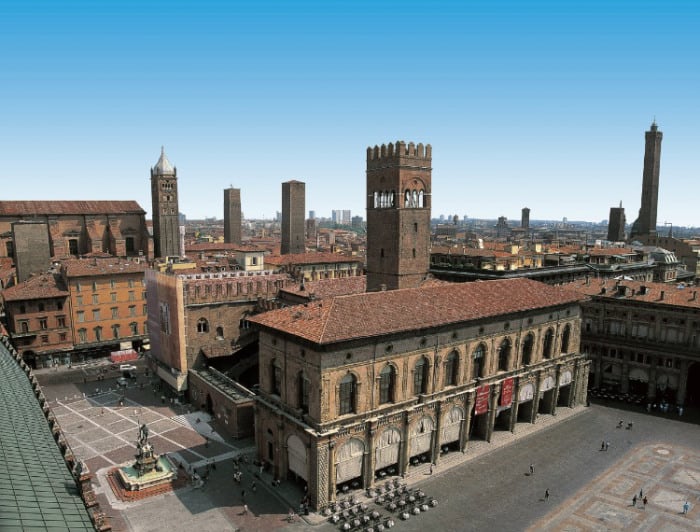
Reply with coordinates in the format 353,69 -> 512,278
2,273 -> 68,301
0,341 -> 94,530
0,200 -> 146,216
265,252 -> 362,266
61,257 -> 148,278
251,278 -> 584,345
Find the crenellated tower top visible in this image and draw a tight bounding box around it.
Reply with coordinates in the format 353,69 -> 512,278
366,141 -> 432,170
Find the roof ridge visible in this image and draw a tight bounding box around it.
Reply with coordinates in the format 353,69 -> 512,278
317,298 -> 335,344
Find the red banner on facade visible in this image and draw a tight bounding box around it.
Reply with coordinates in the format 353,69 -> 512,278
500,377 -> 514,407
475,384 -> 490,415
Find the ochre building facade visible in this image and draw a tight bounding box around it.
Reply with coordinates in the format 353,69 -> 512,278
251,278 -> 590,510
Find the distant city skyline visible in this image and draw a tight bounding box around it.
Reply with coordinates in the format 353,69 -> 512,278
2,1 -> 699,227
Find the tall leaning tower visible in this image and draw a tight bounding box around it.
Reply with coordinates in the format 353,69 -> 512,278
366,141 -> 432,292
630,122 -> 662,240
150,147 -> 181,258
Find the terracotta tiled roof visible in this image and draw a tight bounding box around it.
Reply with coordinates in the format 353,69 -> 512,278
432,247 -> 497,257
185,243 -> 263,253
251,278 -> 584,345
588,248 -> 636,256
281,276 -> 367,299
2,273 -> 68,301
265,252 -> 363,266
61,257 -> 148,278
564,279 -> 700,308
0,200 -> 146,216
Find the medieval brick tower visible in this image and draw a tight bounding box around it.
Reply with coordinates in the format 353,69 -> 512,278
630,122 -> 662,240
281,180 -> 305,255
366,141 -> 431,292
607,202 -> 626,242
150,147 -> 181,258
224,187 -> 242,244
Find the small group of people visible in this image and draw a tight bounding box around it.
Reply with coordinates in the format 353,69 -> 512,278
600,441 -> 610,451
616,420 -> 633,429
631,493 -> 648,509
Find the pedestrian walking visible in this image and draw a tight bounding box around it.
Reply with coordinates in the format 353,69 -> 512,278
605,441 -> 610,451
639,488 -> 643,498
601,441 -> 605,451
632,495 -> 637,507
643,496 -> 648,509
242,504 -> 248,515
429,464 -> 433,475
544,489 -> 550,501
683,501 -> 689,515
529,464 -> 535,475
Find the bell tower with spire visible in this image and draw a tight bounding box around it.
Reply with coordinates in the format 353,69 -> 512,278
150,147 -> 181,258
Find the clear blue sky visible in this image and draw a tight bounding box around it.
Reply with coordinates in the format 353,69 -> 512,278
1,1 -> 699,226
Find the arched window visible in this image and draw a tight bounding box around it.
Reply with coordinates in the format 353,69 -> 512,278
20,321 -> 29,333
216,326 -> 224,339
412,190 -> 418,207
298,372 -> 310,413
561,324 -> 571,353
413,356 -> 429,395
418,190 -> 424,207
339,373 -> 357,415
522,333 -> 534,365
498,338 -> 511,372
379,365 -> 395,404
543,328 -> 554,359
197,318 -> 209,333
444,350 -> 459,386
374,191 -> 379,208
472,343 -> 486,380
271,359 -> 282,395
405,189 -> 411,207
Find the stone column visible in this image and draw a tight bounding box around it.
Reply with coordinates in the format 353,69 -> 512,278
432,401 -> 443,465
509,379 -> 520,432
621,353 -> 630,393
364,421 -> 377,489
400,411 -> 411,477
485,383 -> 501,442
550,367 -> 561,415
677,359 -> 690,405
531,371 -> 542,423
647,357 -> 657,402
460,392 -> 475,453
593,355 -> 602,388
328,439 -> 338,504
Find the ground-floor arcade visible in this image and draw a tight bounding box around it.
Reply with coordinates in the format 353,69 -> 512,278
255,357 -> 590,510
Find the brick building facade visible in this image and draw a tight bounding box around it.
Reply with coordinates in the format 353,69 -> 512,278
568,278 -> 700,407
0,200 -> 152,260
146,269 -> 294,394
250,278 -> 589,510
366,141 -> 431,291
2,257 -> 148,367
